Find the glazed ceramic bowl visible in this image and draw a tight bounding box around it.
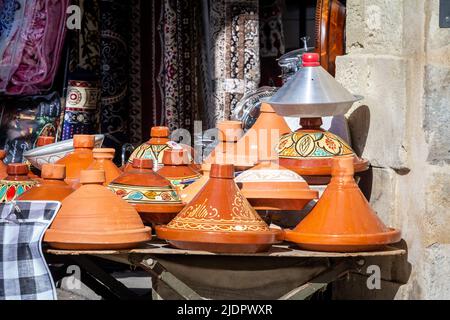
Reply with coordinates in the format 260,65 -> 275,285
23,134 -> 104,170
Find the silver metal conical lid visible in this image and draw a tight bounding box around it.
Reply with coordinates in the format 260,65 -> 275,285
267,53 -> 362,117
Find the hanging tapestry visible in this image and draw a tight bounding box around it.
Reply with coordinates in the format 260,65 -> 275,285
209,0 -> 260,126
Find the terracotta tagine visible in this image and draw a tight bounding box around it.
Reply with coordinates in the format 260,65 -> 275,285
157,149 -> 202,190
235,102 -> 291,165
277,117 -> 369,185
204,121 -> 255,170
0,150 -> 7,179
17,164 -> 74,201
285,156 -> 401,252
87,148 -> 122,185
0,164 -> 37,202
44,169 -> 152,250
109,158 -> 185,225
156,164 -> 283,253
235,155 -> 318,211
124,126 -> 194,171
179,163 -> 211,204
36,136 -> 56,147
56,134 -> 95,188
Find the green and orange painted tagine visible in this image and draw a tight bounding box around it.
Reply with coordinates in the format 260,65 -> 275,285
0,163 -> 37,202
109,158 -> 185,225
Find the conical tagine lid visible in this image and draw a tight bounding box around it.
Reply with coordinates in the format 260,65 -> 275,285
235,157 -> 318,211
179,164 -> 211,204
157,149 -> 201,190
268,53 -> 362,117
17,164 -> 74,201
235,103 -> 291,165
0,164 -> 37,202
284,156 -> 401,252
88,148 -> 122,185
109,158 -> 184,225
277,118 -> 369,185
156,164 -> 282,253
45,170 -> 151,250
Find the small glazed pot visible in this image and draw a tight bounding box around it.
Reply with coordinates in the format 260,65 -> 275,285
88,148 -> 122,185
157,149 -> 201,190
56,134 -> 95,188
18,164 -> 74,201
109,158 -> 185,225
284,156 -> 401,252
44,169 -> 152,250
156,164 -> 282,253
0,164 -> 37,202
277,118 -> 369,185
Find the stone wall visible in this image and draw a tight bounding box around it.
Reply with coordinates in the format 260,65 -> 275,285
334,0 -> 450,299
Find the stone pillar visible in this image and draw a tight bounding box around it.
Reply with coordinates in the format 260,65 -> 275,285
334,0 -> 450,299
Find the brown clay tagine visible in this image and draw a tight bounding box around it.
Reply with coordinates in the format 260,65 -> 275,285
157,149 -> 201,190
284,156 -> 401,252
109,158 -> 185,225
156,164 -> 282,253
204,121 -> 255,171
277,117 -> 369,185
56,134 -> 95,188
44,169 -> 151,250
88,148 -> 122,185
0,163 -> 37,202
18,164 -> 74,201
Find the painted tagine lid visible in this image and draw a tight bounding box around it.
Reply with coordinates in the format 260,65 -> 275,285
157,149 -> 202,190
44,170 -> 151,250
235,157 -> 318,211
0,150 -> 7,179
126,126 -> 194,170
56,134 -> 95,188
285,156 -> 401,252
0,164 -> 37,202
277,118 -> 369,184
204,121 -> 255,170
235,103 -> 291,165
17,164 -> 74,201
156,164 -> 283,253
267,53 -> 363,117
109,158 -> 185,225
88,148 -> 122,185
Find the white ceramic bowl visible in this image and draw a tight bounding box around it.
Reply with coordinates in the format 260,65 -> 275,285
23,134 -> 104,170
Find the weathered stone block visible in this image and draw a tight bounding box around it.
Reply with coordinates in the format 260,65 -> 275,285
423,64 -> 450,164
336,54 -> 409,169
370,167 -> 398,226
423,244 -> 450,299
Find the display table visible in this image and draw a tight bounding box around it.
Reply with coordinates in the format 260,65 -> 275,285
45,239 -> 406,300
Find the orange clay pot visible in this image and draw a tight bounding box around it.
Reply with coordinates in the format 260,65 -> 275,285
156,164 -> 282,253
235,103 -> 291,165
44,170 -> 151,250
204,121 -> 255,170
179,163 -> 211,204
277,118 -> 369,185
235,158 -> 318,211
87,148 -> 122,185
56,134 -> 95,188
284,156 -> 401,252
0,164 -> 37,202
109,158 -> 185,225
0,150 -> 7,179
124,126 -> 195,171
157,149 -> 201,190
36,136 -> 55,147
18,164 -> 74,201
